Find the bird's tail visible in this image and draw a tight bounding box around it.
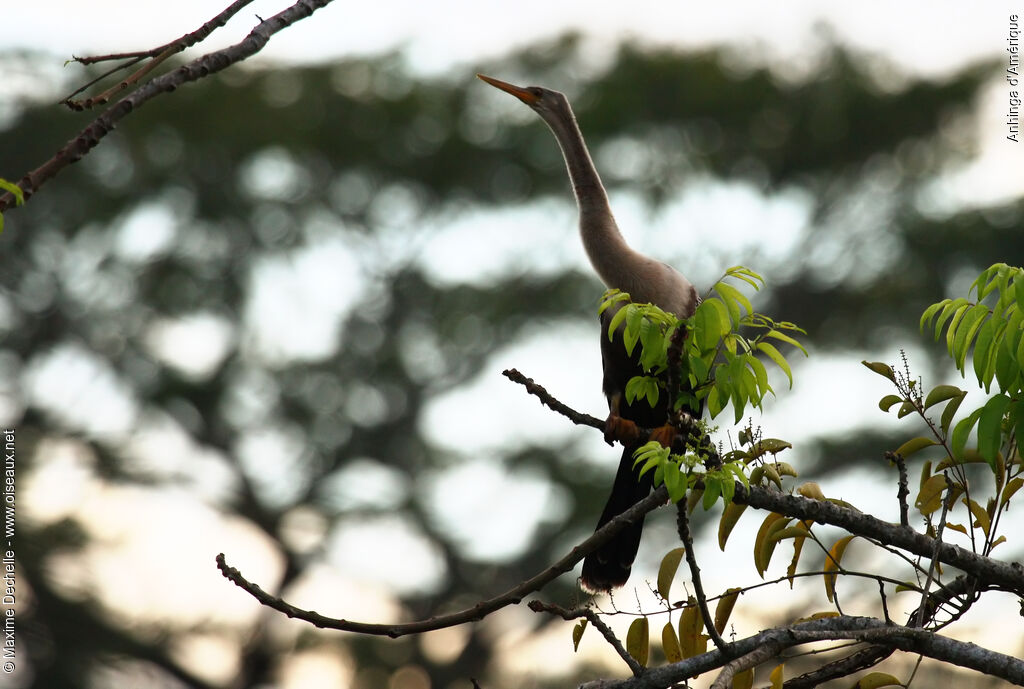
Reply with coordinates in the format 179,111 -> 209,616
580,443 -> 654,592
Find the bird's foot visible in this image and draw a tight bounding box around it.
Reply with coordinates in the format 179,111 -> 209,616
604,413 -> 639,446
649,424 -> 677,449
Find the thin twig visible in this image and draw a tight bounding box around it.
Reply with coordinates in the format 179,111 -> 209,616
61,0 -> 259,106
888,450 -> 910,528
529,601 -> 644,677
676,504 -> 730,654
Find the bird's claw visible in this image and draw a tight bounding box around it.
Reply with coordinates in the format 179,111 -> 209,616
604,413 -> 639,446
649,424 -> 677,449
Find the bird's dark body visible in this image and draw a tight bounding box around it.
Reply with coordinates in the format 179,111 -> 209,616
579,306 -> 672,590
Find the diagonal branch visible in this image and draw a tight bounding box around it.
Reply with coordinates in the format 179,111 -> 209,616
0,0 -> 335,212
733,484 -> 1024,595
217,484 -> 672,637
62,0 -> 259,108
676,504 -> 730,654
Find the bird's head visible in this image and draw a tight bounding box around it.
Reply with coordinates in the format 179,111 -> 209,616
476,74 -> 573,125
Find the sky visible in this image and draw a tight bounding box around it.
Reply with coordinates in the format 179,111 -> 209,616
6,2 -> 1024,686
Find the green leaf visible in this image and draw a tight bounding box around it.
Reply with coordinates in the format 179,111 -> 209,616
934,298 -> 968,341
923,385 -> 965,411
625,375 -> 660,408
715,281 -> 752,324
765,329 -> 808,356
973,317 -> 998,389
861,360 -> 896,383
702,477 -> 722,510
758,342 -> 793,387
0,178 -> 23,205
952,303 -> 989,370
940,390 -> 966,435
894,437 -> 937,459
626,617 -> 650,667
695,298 -> 729,351
951,407 -> 984,460
607,303 -> 629,341
920,300 -> 946,332
624,306 -> 643,355
599,289 -> 629,314
978,394 -> 1011,467
747,354 -> 772,400
878,394 -> 903,412
664,460 -> 685,502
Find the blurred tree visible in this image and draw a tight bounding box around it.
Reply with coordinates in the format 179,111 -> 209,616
0,33 -> 1017,688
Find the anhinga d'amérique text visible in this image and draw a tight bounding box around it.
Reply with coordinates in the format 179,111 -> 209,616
478,74 -> 700,592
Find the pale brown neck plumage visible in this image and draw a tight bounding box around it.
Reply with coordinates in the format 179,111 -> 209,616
537,103 -> 697,318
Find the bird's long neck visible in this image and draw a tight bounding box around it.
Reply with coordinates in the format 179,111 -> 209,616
542,110 -> 648,295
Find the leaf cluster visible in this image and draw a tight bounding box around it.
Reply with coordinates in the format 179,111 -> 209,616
601,266 -> 808,424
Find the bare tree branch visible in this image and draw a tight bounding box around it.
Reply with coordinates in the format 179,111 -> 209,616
733,484 -> 1024,595
600,616 -> 1024,689
0,0 -> 335,212
217,484 -> 672,637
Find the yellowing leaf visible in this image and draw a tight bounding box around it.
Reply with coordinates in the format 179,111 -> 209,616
797,482 -> 826,501
823,535 -> 856,603
662,622 -> 682,663
754,512 -> 791,577
856,671 -> 903,689
718,501 -> 748,551
769,663 -> 784,689
678,599 -> 704,659
572,620 -> 587,651
963,498 -> 991,535
732,667 -> 754,689
1001,477 -> 1024,506
714,588 -> 740,634
793,610 -> 840,623
916,474 -> 948,515
626,617 -> 649,667
657,548 -> 685,600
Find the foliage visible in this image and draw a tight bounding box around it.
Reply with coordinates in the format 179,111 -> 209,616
0,177 -> 23,233
600,266 -> 806,507
862,262 -> 1023,560
601,266 -> 807,423
603,262 -> 1024,686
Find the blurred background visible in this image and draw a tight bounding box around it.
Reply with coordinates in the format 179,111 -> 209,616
1,2 -> 1022,688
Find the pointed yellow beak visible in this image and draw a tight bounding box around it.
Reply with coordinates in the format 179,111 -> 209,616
477,74 -> 540,105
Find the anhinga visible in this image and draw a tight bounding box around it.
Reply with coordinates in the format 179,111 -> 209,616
478,74 -> 700,591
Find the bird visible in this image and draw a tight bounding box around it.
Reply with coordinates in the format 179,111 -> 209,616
478,74 -> 700,591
